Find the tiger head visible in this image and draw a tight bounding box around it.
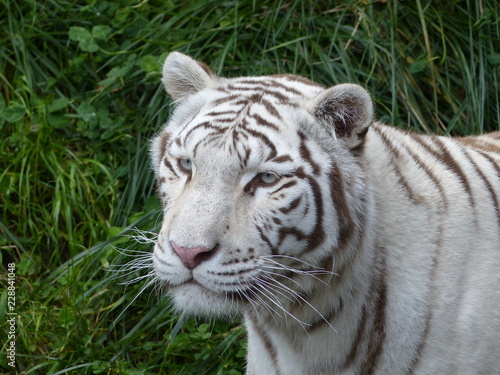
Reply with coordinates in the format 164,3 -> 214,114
151,52 -> 374,318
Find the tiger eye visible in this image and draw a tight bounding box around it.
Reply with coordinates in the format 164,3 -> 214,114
178,158 -> 192,172
260,172 -> 278,185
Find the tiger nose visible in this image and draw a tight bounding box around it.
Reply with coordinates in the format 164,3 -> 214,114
170,241 -> 217,270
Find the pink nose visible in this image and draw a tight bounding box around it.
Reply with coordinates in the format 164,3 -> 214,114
170,241 -> 215,269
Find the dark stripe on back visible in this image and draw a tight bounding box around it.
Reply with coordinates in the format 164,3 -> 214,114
372,127 -> 421,204
464,149 -> 500,231
272,74 -> 323,88
478,150 -> 500,182
456,136 -> 500,155
432,137 -> 476,208
406,133 -> 449,210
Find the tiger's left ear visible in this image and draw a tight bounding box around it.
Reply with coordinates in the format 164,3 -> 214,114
162,52 -> 218,102
305,84 -> 373,151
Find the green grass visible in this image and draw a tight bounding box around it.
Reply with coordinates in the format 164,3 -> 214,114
0,0 -> 498,374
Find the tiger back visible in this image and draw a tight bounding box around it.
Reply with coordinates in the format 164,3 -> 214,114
150,52 -> 500,374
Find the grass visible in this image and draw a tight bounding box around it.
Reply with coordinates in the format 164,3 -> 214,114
0,0 -> 498,374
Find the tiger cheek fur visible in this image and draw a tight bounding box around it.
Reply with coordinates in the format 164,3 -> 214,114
150,52 -> 500,375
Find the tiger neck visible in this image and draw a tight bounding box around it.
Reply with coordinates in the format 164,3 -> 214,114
244,185 -> 382,372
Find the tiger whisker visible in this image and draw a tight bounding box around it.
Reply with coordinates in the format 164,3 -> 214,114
263,254 -> 327,270
113,277 -> 157,324
246,281 -> 285,319
258,269 -> 308,291
260,263 -> 333,284
257,275 -> 304,304
261,257 -> 336,285
262,255 -> 336,275
252,279 -> 312,330
251,276 -> 312,325
119,270 -> 156,286
256,271 -> 336,332
108,257 -> 153,272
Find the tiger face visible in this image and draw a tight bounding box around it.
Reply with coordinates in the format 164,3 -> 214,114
151,52 -> 373,318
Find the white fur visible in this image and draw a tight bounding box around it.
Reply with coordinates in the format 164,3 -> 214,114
151,52 -> 500,374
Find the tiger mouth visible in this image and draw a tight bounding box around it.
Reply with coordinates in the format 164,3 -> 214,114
171,278 -> 255,303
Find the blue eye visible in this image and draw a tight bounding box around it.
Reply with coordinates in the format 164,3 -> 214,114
260,172 -> 278,184
178,158 -> 192,172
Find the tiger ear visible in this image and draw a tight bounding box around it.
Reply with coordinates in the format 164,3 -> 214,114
162,52 -> 218,101
305,84 -> 373,151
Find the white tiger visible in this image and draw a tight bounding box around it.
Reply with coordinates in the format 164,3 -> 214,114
150,52 -> 500,374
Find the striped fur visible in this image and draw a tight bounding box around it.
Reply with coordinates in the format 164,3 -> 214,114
151,52 -> 500,374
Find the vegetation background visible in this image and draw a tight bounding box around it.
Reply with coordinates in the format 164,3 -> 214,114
0,0 -> 498,374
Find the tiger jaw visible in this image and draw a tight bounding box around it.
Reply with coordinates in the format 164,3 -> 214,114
153,241 -> 265,315
153,237 -> 334,318
167,281 -> 252,317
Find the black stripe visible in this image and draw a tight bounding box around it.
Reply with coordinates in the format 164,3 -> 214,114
341,303 -> 368,370
296,168 -> 325,254
206,110 -> 239,117
477,149 -> 500,182
183,121 -> 224,144
272,155 -> 293,163
244,128 -> 277,160
247,313 -> 282,375
298,131 -> 321,176
328,160 -> 356,251
277,227 -> 307,247
158,132 -> 170,162
407,133 -> 449,210
372,127 -> 421,204
361,266 -> 387,374
279,196 -> 302,214
464,149 -> 500,231
211,94 -> 240,106
307,296 -> 343,333
456,136 -> 500,155
256,226 -> 277,255
270,180 -> 298,196
236,78 -> 303,96
432,137 -> 475,208
272,74 -> 323,88
250,112 -> 280,132
163,157 -> 178,177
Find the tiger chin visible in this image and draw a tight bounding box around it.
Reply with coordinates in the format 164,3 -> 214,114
149,52 -> 500,374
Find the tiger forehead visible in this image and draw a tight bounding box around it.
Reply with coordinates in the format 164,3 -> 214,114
166,75 -> 324,167
174,87 -> 304,148
216,75 -> 322,105
193,75 -> 320,128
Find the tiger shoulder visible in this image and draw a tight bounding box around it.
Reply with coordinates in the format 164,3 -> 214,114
149,52 -> 500,375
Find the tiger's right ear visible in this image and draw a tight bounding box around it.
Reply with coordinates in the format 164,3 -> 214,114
162,52 -> 218,101
305,84 -> 373,152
